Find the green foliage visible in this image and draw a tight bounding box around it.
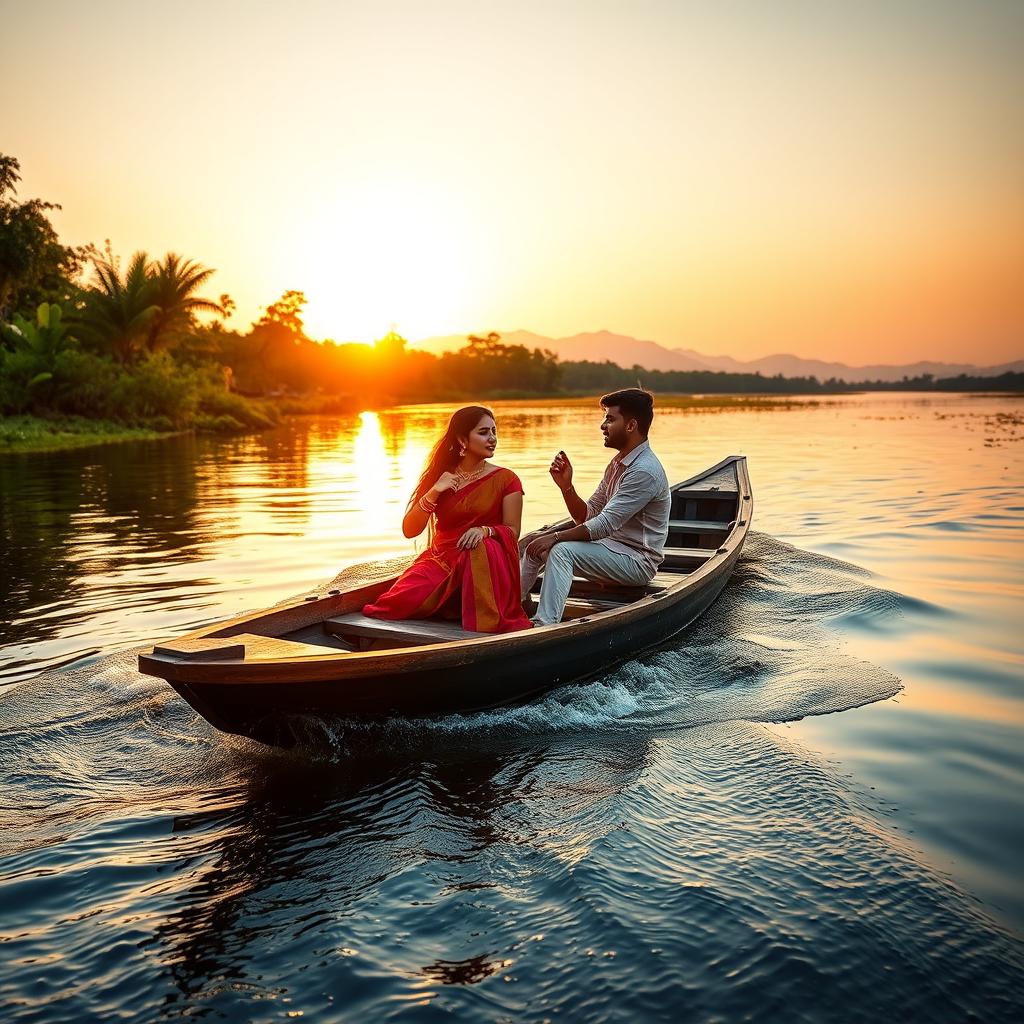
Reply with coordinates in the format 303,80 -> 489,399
555,362 -> 1024,395
144,253 -> 223,355
235,290 -> 312,392
845,371 -> 1024,392
109,352 -> 200,427
0,415 -> 174,452
558,360 -> 830,394
74,248 -> 161,364
437,333 -> 562,394
51,349 -> 124,418
18,346 -> 282,430
207,315 -> 563,404
72,245 -> 222,364
0,350 -> 45,412
192,412 -> 247,432
258,290 -> 307,336
172,320 -> 233,367
196,381 -> 277,429
1,302 -> 74,359
0,302 -> 77,411
0,155 -> 90,319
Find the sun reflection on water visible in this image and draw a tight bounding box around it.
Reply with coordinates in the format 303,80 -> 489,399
297,411 -> 439,562
352,412 -> 391,522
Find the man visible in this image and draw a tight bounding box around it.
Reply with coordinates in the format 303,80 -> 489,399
521,388 -> 671,625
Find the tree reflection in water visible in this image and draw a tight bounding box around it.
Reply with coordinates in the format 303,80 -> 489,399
0,422 -> 345,688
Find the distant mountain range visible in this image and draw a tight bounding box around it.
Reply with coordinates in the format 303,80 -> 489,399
411,330 -> 1023,383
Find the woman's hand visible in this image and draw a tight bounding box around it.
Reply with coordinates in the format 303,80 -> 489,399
457,526 -> 487,550
433,471 -> 461,494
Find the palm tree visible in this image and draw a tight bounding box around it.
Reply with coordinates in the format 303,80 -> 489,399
144,253 -> 223,354
74,250 -> 160,364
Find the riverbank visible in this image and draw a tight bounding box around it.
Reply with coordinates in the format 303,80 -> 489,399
0,415 -> 186,453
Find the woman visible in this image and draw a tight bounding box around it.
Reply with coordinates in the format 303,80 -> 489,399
363,406 -> 532,633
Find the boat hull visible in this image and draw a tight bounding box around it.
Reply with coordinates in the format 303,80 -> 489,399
151,546 -> 739,744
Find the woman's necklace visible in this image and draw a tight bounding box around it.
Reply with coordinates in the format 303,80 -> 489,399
452,462 -> 489,490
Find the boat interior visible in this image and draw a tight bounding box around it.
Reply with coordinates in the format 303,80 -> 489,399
152,464 -> 744,662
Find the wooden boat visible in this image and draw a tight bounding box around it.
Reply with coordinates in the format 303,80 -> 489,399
138,456 -> 752,744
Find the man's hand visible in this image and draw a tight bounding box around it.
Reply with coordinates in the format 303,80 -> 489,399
549,450 -> 573,493
525,531 -> 559,560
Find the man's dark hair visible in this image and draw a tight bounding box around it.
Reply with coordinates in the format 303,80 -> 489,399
600,388 -> 654,436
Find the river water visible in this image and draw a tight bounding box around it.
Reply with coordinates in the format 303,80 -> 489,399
1,393 -> 1022,1021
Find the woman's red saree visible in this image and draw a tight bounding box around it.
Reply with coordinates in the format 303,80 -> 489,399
363,467 -> 532,633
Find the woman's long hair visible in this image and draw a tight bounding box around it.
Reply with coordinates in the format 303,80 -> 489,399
407,405 -> 494,513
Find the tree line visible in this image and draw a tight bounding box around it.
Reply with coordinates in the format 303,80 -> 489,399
0,154 -> 562,432
557,360 -> 1023,394
2,151 -> 1018,438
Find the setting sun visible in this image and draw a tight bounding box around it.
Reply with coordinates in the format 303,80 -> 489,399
279,179 -> 479,343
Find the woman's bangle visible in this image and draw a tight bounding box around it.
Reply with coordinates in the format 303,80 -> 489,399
419,495 -> 437,514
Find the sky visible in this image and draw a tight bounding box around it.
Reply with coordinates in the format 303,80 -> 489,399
3,0 -> 1022,364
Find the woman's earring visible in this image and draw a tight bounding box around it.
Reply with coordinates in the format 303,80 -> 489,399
459,442 -> 466,456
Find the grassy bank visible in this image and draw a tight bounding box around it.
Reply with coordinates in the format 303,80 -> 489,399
0,415 -> 184,453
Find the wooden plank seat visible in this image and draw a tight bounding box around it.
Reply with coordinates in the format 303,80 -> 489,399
324,612 -> 485,647
531,569 -> 686,602
662,546 -> 718,570
325,564 -> 712,648
671,487 -> 739,501
668,518 -> 733,533
560,596 -> 632,618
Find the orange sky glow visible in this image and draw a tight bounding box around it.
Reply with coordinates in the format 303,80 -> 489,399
4,0 -> 1022,365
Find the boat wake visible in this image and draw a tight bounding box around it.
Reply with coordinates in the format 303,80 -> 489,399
289,533 -> 905,751
0,534 -> 907,761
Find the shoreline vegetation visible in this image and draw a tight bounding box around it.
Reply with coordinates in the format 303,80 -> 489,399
7,391 -> 1024,455
0,396 -> 818,454
0,415 -> 185,453
3,152 -> 1021,454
